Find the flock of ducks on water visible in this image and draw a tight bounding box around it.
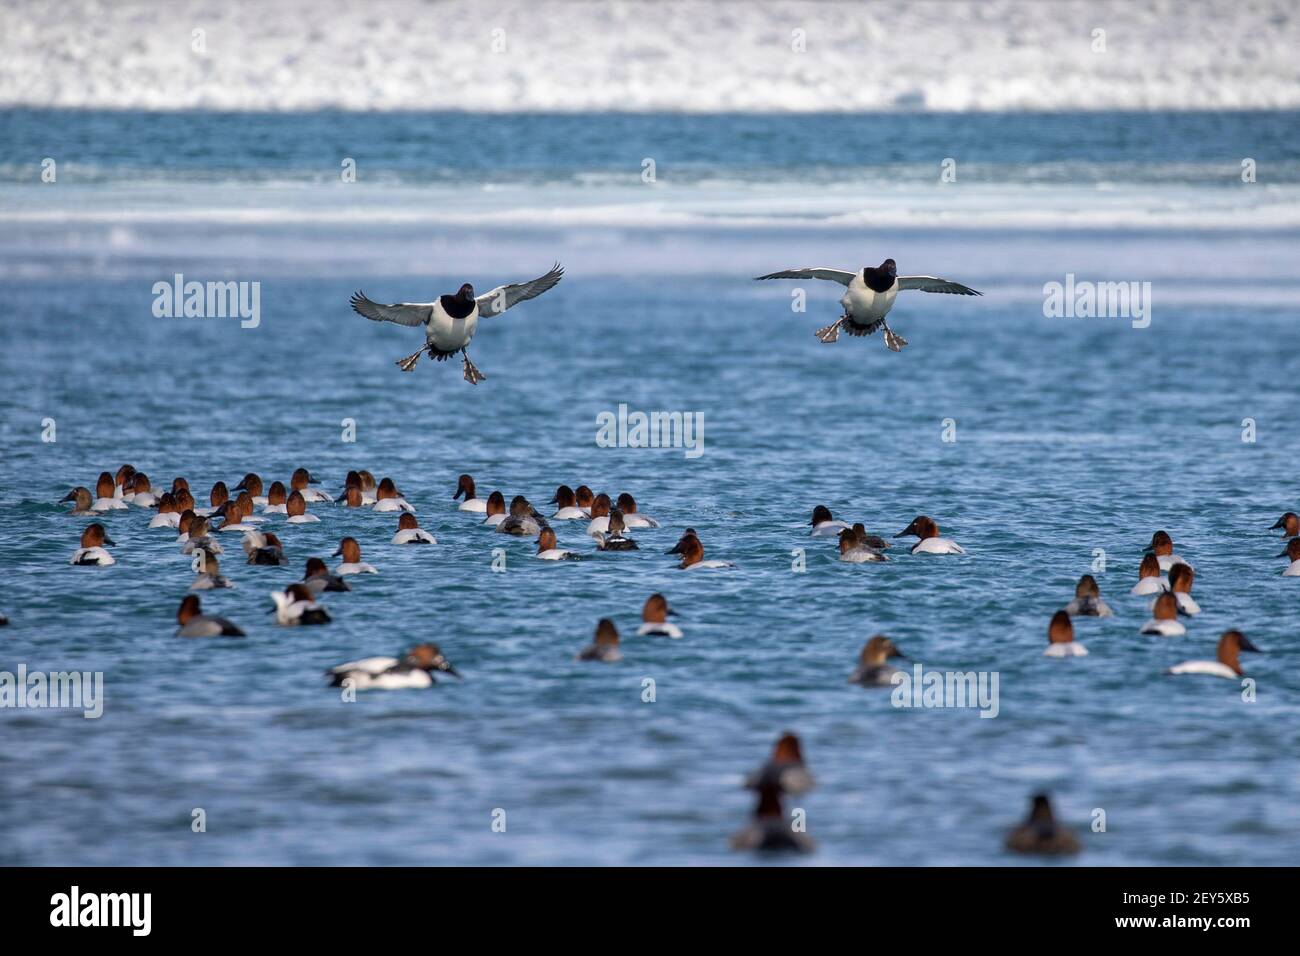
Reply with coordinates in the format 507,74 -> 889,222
23,462 -> 1293,856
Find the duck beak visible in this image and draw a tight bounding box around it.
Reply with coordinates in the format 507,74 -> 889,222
665,542 -> 683,554
452,487 -> 464,500
1239,636 -> 1262,652
233,481 -> 247,492
666,607 -> 678,618
1275,548 -> 1290,558
1270,517 -> 1285,529
102,534 -> 116,546
60,491 -> 76,502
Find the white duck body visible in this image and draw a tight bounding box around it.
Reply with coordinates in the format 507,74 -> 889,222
1168,660 -> 1236,679
1044,643 -> 1089,658
840,271 -> 899,325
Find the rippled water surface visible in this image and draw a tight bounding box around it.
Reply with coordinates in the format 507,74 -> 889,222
1,111 -> 1298,865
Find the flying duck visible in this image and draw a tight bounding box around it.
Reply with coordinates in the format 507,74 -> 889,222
350,263 -> 564,383
755,258 -> 981,351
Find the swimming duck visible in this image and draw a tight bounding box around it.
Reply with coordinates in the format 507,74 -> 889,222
585,493 -> 614,537
1276,537 -> 1300,576
216,495 -> 257,532
262,481 -> 289,514
850,523 -> 891,550
270,583 -> 331,626
233,473 -> 268,507
351,263 -> 565,384
333,537 -> 377,575
1043,610 -> 1087,657
809,505 -> 850,537
1130,552 -> 1168,595
148,492 -> 181,528
60,486 -> 95,516
127,472 -> 157,507
838,527 -> 889,562
1168,630 -> 1262,679
392,513 -> 436,545
550,485 -> 589,520
574,486 -> 596,511
1139,591 -> 1186,636
1063,574 -> 1112,617
755,258 -> 981,351
481,490 -> 508,527
70,523 -> 115,566
1145,530 -> 1191,572
1167,563 -> 1200,615
497,495 -> 548,536
668,533 -> 733,570
195,481 -> 229,517
243,529 -> 288,565
91,471 -> 127,511
190,552 -> 233,590
335,471 -> 367,506
113,464 -> 135,500
615,493 -> 660,528
285,490 -> 320,524
1004,794 -> 1080,855
291,467 -> 333,503
1270,512 -> 1299,537
731,733 -> 815,854
596,509 -> 639,551
848,635 -> 906,686
180,516 -> 223,556
576,618 -> 622,662
303,557 -> 351,595
372,477 -> 415,513
327,643 -> 461,690
896,515 -> 964,554
636,593 -> 681,638
536,527 -> 580,561
175,594 -> 244,638
453,474 -> 487,512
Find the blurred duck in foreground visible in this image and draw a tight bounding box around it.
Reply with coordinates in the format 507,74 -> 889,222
1005,794 -> 1080,855
576,619 -> 622,662
1043,611 -> 1087,657
849,635 -> 906,686
731,733 -> 814,854
1168,630 -> 1261,679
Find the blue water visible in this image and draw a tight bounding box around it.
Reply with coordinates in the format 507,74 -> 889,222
1,110 -> 1298,865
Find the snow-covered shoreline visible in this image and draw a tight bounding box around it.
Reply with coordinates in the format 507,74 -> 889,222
2,0 -> 1297,113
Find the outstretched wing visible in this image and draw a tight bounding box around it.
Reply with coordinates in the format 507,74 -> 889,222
350,292 -> 431,326
897,276 -> 982,296
476,263 -> 565,318
754,267 -> 856,286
